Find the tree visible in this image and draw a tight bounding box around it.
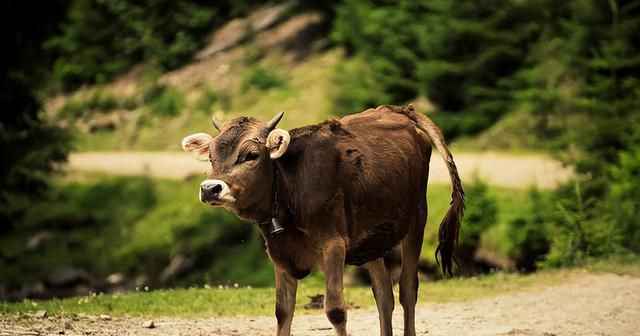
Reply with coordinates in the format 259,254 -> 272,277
332,0 -> 552,137
532,0 -> 640,262
46,0 -> 217,91
0,0 -> 71,230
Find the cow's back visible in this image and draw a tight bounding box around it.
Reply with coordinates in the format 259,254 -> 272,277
281,106 -> 432,265
339,107 -> 432,264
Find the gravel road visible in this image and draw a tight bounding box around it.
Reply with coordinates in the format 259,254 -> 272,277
3,273 -> 638,336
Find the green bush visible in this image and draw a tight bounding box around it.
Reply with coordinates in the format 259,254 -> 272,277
146,85 -> 186,117
122,96 -> 139,111
332,0 -> 549,138
241,65 -> 285,92
194,89 -> 219,114
0,175 -> 274,287
46,0 -> 216,91
541,179 -> 625,268
85,90 -> 119,112
609,136 -> 640,254
456,180 -> 498,269
504,189 -> 550,271
57,89 -> 123,119
58,98 -> 87,119
536,1 -> 640,266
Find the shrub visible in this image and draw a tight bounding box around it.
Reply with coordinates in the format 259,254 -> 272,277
609,136 -> 640,254
504,189 -> 550,271
57,89 -> 122,119
145,85 -> 186,117
85,90 -> 119,112
58,98 -> 87,119
332,0 -> 548,138
456,180 -> 498,269
194,89 -> 219,114
122,96 -> 139,111
46,0 -> 216,91
241,65 -> 285,92
542,179 -> 625,268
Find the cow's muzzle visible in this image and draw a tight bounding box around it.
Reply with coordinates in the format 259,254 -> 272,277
200,179 -> 235,204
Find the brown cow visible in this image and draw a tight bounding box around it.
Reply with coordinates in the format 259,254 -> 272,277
181,104 -> 464,336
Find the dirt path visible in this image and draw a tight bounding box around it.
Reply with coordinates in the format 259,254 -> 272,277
67,151 -> 571,189
3,273 -> 638,336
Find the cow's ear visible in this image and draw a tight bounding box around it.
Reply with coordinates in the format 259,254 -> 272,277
266,129 -> 290,159
181,133 -> 213,161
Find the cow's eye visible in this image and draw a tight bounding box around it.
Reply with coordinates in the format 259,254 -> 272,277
243,151 -> 260,163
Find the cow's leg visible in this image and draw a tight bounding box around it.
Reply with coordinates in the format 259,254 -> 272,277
400,211 -> 427,336
275,267 -> 298,336
363,258 -> 394,336
321,239 -> 348,336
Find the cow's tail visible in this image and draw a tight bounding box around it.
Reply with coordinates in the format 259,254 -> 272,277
399,104 -> 465,276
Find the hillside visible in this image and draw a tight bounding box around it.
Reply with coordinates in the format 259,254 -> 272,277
46,7 -> 339,152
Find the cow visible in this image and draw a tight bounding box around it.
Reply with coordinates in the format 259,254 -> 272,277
181,104 -> 464,336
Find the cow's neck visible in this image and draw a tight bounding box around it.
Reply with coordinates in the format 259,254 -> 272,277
250,161 -> 287,238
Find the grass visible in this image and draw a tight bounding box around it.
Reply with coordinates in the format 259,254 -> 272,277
1,267 -> 629,318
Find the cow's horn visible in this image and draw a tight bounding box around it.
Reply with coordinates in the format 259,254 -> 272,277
212,116 -> 223,131
266,111 -> 284,130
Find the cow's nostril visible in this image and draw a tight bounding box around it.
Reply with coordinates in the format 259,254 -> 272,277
211,184 -> 223,195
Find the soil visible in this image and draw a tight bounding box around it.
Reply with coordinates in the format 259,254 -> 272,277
67,151 -> 572,189
3,273 -> 638,336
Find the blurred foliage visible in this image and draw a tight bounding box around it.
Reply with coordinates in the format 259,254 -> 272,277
58,89 -> 123,119
146,85 -> 187,117
504,189 -> 550,271
532,0 -> 640,265
609,133 -> 640,253
332,0 -> 552,136
0,175 -> 273,288
194,88 -> 219,115
241,65 -> 286,92
46,0 -> 214,91
330,57 -> 390,117
1,0 -> 71,232
45,0 -> 274,91
0,83 -> 71,232
457,181 -> 498,260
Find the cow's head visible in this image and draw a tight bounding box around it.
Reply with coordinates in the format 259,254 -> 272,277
181,112 -> 290,218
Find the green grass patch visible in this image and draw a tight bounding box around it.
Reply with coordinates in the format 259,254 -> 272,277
241,65 -> 286,92
145,85 -> 186,117
580,255 -> 640,277
0,268 -> 615,318
194,88 -> 219,115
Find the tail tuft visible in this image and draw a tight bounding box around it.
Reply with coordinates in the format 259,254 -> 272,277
399,104 -> 465,276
